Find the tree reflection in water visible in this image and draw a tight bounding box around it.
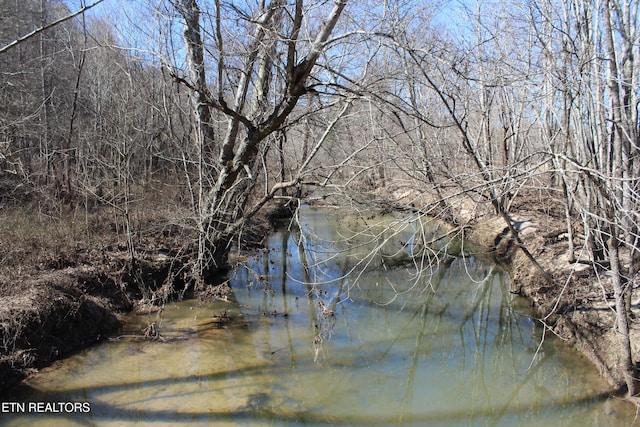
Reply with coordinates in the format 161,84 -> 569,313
5,206 -> 631,426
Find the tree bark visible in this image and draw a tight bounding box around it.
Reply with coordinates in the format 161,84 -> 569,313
177,0 -> 349,283
602,0 -> 639,396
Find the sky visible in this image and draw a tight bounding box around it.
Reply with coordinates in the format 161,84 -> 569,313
56,0 -> 483,76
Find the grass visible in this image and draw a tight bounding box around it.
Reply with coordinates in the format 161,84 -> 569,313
0,179 -> 195,280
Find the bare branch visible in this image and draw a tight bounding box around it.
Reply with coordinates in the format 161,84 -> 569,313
0,0 -> 105,55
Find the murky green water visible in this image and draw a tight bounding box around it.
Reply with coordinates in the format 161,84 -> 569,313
1,207 -> 636,426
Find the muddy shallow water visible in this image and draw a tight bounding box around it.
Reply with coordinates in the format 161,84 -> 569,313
1,207 -> 636,426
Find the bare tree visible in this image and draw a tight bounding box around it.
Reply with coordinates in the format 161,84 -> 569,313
526,0 -> 639,396
167,0 -> 349,284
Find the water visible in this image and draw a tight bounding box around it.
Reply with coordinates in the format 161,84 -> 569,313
1,206 -> 635,426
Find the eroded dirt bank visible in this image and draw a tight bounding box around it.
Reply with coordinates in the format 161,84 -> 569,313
0,181 -> 289,391
0,251 -> 185,389
382,184 -> 640,402
463,195 -> 639,395
1,189 -> 636,402
0,268 -> 125,388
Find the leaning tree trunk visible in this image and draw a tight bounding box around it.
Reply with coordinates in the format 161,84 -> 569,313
177,0 -> 348,285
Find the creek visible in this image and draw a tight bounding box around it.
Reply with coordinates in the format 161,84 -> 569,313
1,206 -> 635,426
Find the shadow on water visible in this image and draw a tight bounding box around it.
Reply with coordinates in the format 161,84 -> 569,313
7,393 -> 618,426
7,371 -> 615,425
3,206 -> 635,426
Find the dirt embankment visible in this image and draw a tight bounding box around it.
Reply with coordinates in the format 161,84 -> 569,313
464,196 -> 639,394
0,251 -> 183,389
1,185 -> 635,398
385,185 -> 638,396
0,268 -> 124,388
0,188 -> 289,391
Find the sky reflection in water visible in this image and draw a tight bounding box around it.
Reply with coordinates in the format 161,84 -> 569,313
2,206 -> 632,426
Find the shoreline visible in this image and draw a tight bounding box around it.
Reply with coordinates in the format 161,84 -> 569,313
1,194 -> 636,407
464,205 -> 637,399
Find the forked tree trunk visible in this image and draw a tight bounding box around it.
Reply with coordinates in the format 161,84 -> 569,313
177,0 -> 348,284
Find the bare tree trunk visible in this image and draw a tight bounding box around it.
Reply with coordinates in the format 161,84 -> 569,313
608,222 -> 638,395
64,5 -> 89,200
39,0 -> 50,186
276,131 -> 288,196
178,0 -> 220,282
176,0 -> 349,284
602,0 -> 639,396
